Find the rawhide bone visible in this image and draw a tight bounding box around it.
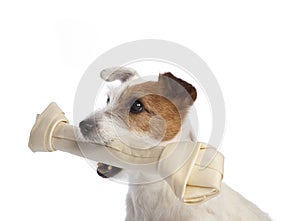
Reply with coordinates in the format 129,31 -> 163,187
28,102 -> 224,204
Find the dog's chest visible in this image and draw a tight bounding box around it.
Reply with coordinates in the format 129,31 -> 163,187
128,181 -> 214,221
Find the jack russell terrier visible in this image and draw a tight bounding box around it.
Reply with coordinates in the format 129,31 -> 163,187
79,67 -> 271,221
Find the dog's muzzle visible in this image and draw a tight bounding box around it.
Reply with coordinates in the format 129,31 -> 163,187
79,119 -> 96,136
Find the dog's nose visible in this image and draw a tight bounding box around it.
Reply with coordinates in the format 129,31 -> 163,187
79,119 -> 95,136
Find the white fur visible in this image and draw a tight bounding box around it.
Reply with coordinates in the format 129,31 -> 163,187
83,68 -> 272,221
124,128 -> 271,221
124,118 -> 271,220
125,182 -> 271,221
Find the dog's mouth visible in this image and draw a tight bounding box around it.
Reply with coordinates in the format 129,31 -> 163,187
96,163 -> 122,178
79,121 -> 122,178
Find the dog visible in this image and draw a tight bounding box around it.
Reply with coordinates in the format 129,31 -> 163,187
79,67 -> 271,221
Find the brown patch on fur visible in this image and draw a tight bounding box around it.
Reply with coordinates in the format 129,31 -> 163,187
160,72 -> 197,102
128,94 -> 182,141
115,73 -> 197,141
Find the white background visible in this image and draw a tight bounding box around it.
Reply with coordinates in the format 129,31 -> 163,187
1,1 -> 299,220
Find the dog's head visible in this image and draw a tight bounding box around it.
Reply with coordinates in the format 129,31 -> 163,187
79,67 -> 197,178
79,67 -> 197,149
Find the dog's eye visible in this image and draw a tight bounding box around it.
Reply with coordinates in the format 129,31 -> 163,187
130,100 -> 143,114
106,97 -> 110,104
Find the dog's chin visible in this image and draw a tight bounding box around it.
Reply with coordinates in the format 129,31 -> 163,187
78,132 -> 122,179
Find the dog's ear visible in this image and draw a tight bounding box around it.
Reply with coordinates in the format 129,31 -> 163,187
158,72 -> 197,106
100,67 -> 138,83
